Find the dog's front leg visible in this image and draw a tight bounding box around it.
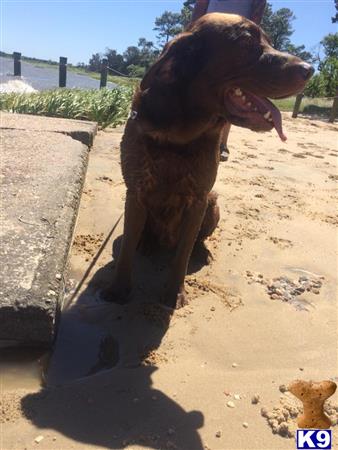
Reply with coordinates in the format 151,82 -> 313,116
103,191 -> 146,304
163,197 -> 207,309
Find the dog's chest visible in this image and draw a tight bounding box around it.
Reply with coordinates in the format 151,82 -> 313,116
138,146 -> 216,203
120,123 -> 220,205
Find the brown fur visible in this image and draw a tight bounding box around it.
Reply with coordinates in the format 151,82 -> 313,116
104,13 -> 313,308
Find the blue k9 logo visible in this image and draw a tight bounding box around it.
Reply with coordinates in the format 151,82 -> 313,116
297,430 -> 332,449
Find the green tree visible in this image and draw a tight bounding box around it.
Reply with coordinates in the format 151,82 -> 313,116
137,38 -> 159,69
88,53 -> 102,72
181,0 -> 196,27
104,48 -> 125,73
123,46 -> 142,68
126,64 -> 146,78
304,74 -> 326,97
332,0 -> 338,22
320,57 -> 338,96
320,33 -> 338,60
261,4 -> 295,51
304,33 -> 338,97
123,39 -> 158,72
154,11 -> 183,44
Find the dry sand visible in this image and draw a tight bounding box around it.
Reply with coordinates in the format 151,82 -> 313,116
1,113 -> 337,450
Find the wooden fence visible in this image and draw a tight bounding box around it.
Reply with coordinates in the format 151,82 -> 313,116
11,52 -> 111,89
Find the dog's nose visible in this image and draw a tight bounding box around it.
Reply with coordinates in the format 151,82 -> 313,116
299,63 -> 314,80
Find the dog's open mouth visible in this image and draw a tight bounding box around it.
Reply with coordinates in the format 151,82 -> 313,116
224,88 -> 287,141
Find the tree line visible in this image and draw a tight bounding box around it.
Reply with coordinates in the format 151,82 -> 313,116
84,0 -> 337,97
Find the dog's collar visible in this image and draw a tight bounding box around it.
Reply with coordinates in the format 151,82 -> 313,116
129,110 -> 138,120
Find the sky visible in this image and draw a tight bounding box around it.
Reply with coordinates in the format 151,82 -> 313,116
1,0 -> 337,65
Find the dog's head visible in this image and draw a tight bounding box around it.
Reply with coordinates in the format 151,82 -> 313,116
137,13 -> 313,141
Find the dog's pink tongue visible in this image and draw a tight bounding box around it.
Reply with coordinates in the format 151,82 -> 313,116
251,94 -> 287,142
269,104 -> 287,142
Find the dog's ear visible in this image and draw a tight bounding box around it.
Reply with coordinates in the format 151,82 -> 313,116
140,32 -> 206,89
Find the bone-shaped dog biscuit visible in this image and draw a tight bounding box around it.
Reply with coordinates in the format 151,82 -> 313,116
288,380 -> 337,429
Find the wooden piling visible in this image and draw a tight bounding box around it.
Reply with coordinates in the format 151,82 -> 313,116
59,56 -> 67,88
329,90 -> 338,123
100,58 -> 108,89
292,93 -> 304,118
13,52 -> 21,77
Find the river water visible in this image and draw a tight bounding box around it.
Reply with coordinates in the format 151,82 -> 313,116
0,56 -> 117,92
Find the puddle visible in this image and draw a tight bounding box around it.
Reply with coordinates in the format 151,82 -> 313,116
46,304 -> 118,386
0,305 -> 118,392
0,347 -> 47,392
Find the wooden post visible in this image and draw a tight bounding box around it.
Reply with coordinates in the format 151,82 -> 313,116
59,56 -> 67,88
292,93 -> 304,118
13,52 -> 21,76
100,58 -> 108,89
329,90 -> 338,123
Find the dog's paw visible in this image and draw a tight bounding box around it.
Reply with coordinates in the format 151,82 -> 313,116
191,242 -> 213,266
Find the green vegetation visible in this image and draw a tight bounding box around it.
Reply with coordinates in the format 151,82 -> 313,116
304,33 -> 338,98
86,71 -> 140,88
0,88 -> 134,128
274,96 -> 333,118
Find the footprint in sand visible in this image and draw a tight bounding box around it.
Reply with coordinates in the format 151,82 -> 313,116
96,175 -> 113,184
83,188 -> 94,197
268,236 -> 293,249
304,152 -> 324,159
298,142 -> 321,149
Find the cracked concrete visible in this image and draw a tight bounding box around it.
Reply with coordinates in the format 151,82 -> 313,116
0,114 -> 97,346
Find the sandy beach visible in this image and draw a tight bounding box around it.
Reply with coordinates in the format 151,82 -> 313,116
1,113 -> 337,450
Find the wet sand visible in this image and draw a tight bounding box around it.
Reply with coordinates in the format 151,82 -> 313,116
1,114 -> 337,450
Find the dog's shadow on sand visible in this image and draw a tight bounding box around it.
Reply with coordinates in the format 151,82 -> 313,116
21,235 -> 206,449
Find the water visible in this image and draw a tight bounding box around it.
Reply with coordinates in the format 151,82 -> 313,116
0,347 -> 46,391
0,56 -> 117,92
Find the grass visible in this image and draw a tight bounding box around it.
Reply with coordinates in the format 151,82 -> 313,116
274,96 -> 333,118
0,88 -> 134,128
87,71 -> 140,88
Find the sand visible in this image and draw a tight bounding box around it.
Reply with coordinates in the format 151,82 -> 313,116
1,113 -> 337,450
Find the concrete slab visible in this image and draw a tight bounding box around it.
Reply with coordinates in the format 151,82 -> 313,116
0,122 -> 91,346
1,112 -> 98,146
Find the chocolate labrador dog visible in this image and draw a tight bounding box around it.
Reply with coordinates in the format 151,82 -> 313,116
104,13 -> 313,309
